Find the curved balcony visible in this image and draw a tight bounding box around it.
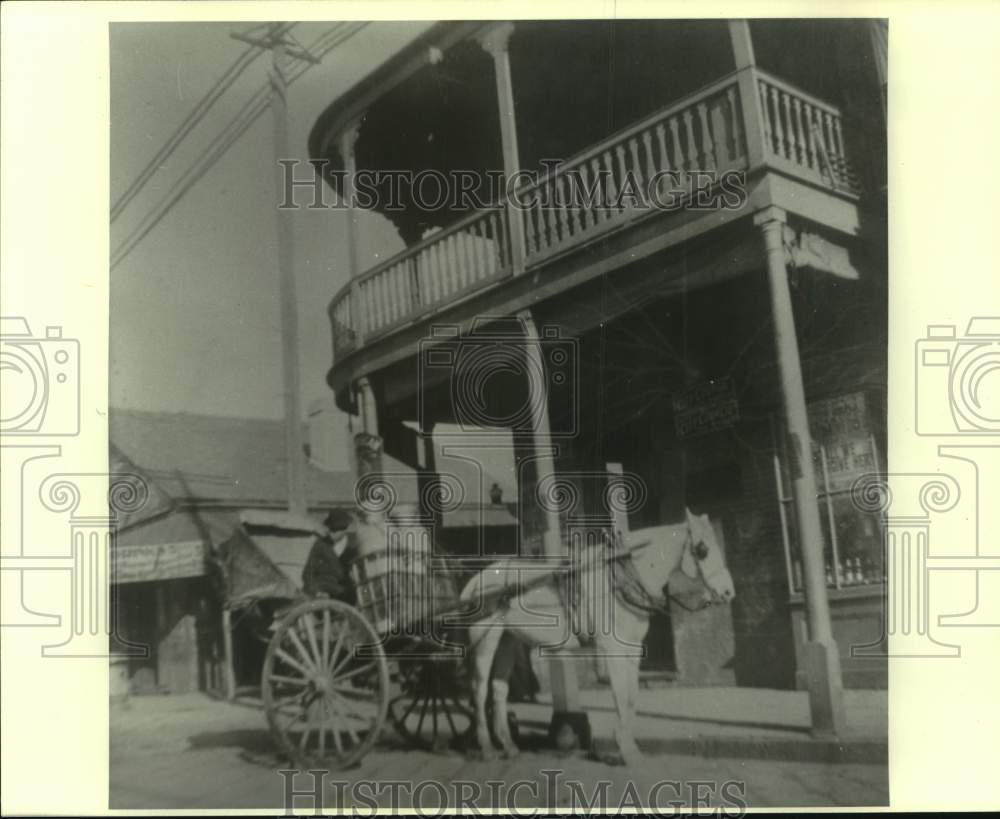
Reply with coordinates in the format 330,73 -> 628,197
327,65 -> 858,369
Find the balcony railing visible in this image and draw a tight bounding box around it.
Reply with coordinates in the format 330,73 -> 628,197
330,68 -> 858,361
756,69 -> 858,193
520,73 -> 748,263
332,207 -> 510,355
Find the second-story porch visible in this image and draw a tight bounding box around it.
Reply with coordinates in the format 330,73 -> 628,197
308,19 -> 882,403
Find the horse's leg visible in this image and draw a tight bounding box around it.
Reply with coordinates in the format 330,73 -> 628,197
490,677 -> 519,758
469,618 -> 505,760
598,606 -> 646,766
489,633 -> 520,758
601,641 -> 635,765
622,652 -> 642,761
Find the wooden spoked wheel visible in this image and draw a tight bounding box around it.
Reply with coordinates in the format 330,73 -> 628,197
389,655 -> 473,751
262,599 -> 388,768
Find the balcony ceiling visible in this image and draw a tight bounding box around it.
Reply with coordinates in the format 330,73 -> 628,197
350,40 -> 502,244
310,20 -> 734,244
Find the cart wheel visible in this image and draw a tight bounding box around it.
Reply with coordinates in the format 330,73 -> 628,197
262,599 -> 388,768
389,656 -> 473,751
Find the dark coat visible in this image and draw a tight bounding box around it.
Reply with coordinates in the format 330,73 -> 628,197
301,532 -> 358,605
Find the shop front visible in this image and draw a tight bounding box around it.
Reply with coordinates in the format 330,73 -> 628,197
531,236 -> 887,691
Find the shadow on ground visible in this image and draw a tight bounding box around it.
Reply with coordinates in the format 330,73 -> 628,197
188,728 -> 277,757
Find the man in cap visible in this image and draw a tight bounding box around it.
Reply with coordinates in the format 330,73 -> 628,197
301,508 -> 359,605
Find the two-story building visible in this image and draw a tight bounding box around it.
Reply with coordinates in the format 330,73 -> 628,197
306,19 -> 888,736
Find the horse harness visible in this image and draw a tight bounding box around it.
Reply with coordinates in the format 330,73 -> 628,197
611,529 -> 716,615
556,528 -> 715,624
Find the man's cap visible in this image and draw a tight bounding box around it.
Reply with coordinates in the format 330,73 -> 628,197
323,508 -> 354,532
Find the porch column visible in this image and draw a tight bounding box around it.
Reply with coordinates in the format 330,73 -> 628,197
520,310 -> 588,748
339,122 -> 363,280
479,23 -> 527,274
339,123 -> 364,347
756,206 -> 847,737
353,376 -> 383,480
417,419 -> 442,534
521,312 -> 563,559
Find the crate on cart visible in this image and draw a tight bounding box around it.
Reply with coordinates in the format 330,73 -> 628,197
350,523 -> 460,637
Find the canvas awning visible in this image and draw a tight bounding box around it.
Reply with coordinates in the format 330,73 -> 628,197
217,510 -> 322,608
113,508 -> 236,584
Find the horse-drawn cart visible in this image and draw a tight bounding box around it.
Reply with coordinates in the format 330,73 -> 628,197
216,507 -> 734,768
217,510 -> 474,768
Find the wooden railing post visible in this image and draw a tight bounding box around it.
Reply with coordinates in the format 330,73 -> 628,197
728,20 -> 767,169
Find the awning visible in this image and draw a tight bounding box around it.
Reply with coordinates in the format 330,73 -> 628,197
113,508 -> 236,584
217,511 -> 320,608
115,540 -> 207,584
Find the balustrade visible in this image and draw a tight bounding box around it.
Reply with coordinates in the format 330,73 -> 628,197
756,70 -> 856,192
330,70 -> 858,361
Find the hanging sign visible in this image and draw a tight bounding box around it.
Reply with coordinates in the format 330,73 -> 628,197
673,378 -> 739,440
114,540 -> 207,584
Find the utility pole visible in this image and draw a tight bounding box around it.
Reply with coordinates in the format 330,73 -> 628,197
231,24 -> 319,517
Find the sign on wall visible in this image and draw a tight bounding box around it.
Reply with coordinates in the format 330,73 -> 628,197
808,391 -> 880,492
673,377 -> 739,440
115,540 -> 207,584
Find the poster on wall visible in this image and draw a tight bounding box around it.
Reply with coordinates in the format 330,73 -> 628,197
807,391 -> 881,492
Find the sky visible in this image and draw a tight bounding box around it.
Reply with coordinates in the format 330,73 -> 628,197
109,21 -> 428,421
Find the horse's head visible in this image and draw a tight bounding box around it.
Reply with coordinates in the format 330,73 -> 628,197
679,508 -> 736,604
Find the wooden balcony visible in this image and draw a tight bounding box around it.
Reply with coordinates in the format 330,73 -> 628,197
329,67 -> 858,366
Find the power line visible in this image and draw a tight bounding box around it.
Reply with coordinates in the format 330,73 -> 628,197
110,22 -> 364,267
110,23 -> 363,269
110,22 -> 367,270
110,22 -> 295,223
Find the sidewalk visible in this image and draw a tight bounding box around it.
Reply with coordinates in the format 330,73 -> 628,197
514,686 -> 887,764
111,689 -> 888,809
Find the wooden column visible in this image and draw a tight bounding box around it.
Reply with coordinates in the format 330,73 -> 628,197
417,420 -> 442,534
728,19 -> 767,169
756,206 -> 846,737
520,312 -> 563,558
221,607 -> 236,700
339,123 -> 364,346
519,310 -> 587,744
479,23 -> 526,273
352,377 -> 383,478
339,122 -> 362,279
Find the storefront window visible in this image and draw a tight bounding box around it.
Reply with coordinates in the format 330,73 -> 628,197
774,391 -> 886,594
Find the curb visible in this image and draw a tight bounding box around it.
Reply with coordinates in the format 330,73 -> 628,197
631,735 -> 887,764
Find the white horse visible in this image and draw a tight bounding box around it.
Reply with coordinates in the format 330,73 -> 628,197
459,508 -> 735,765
